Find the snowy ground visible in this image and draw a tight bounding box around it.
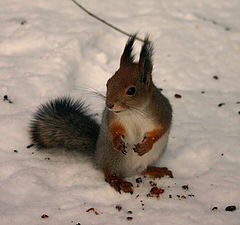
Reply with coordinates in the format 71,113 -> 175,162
0,0 -> 239,224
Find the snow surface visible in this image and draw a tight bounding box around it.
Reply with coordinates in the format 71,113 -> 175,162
0,0 -> 240,224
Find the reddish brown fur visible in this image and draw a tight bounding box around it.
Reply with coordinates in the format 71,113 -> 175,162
109,121 -> 126,152
134,127 -> 167,156
106,62 -> 150,111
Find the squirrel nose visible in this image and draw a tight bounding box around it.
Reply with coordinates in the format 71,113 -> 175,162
107,103 -> 114,109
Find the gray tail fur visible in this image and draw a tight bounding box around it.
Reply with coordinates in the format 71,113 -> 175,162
30,97 -> 100,155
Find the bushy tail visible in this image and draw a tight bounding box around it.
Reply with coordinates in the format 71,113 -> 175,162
30,97 -> 100,155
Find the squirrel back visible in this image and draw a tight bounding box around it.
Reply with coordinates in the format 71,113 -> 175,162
30,97 -> 100,155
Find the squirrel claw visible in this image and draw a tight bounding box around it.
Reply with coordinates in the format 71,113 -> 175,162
122,149 -> 127,155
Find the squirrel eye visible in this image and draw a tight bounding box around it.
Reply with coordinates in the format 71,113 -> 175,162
126,86 -> 136,96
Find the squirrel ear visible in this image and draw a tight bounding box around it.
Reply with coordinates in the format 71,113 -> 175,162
120,34 -> 136,67
139,36 -> 153,86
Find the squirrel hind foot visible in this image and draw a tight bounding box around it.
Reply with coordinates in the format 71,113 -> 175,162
104,170 -> 133,194
143,166 -> 174,179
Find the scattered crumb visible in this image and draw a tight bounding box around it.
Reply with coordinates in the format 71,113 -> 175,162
169,194 -> 172,198
213,75 -> 219,80
188,194 -> 195,197
147,186 -> 164,198
41,214 -> 49,219
136,194 -> 139,198
174,94 -> 182,99
136,177 -> 142,183
26,144 -> 34,149
182,185 -> 189,190
3,95 -> 13,104
86,208 -> 100,215
115,205 -> 122,211
45,157 -> 50,160
127,211 -> 133,214
225,205 -> 236,212
212,206 -> 218,211
201,91 -> 205,94
221,153 -> 224,156
20,20 -> 27,25
13,150 -> 18,153
218,103 -> 225,107
127,217 -> 133,221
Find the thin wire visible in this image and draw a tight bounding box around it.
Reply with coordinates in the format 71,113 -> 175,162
71,0 -> 144,42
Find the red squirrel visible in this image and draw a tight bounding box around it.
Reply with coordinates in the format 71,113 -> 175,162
30,35 -> 173,194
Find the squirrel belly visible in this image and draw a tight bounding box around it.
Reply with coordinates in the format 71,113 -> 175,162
95,113 -> 170,177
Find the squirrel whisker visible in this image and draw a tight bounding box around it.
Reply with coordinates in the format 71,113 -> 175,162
124,103 -> 151,118
75,86 -> 106,100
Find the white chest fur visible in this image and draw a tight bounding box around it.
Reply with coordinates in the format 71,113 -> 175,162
116,110 -> 156,144
115,110 -> 169,176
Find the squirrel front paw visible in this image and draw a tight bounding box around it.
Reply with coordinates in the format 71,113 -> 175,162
133,138 -> 153,156
112,135 -> 127,154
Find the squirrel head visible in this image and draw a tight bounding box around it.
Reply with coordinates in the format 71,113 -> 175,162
106,35 -> 154,113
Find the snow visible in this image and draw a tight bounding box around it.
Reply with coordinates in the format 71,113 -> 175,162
0,0 -> 239,224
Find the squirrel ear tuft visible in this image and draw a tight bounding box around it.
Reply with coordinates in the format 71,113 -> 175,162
139,35 -> 153,85
120,34 -> 136,66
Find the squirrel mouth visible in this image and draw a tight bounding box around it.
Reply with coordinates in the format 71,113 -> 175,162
114,110 -> 122,113
107,108 -> 122,113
